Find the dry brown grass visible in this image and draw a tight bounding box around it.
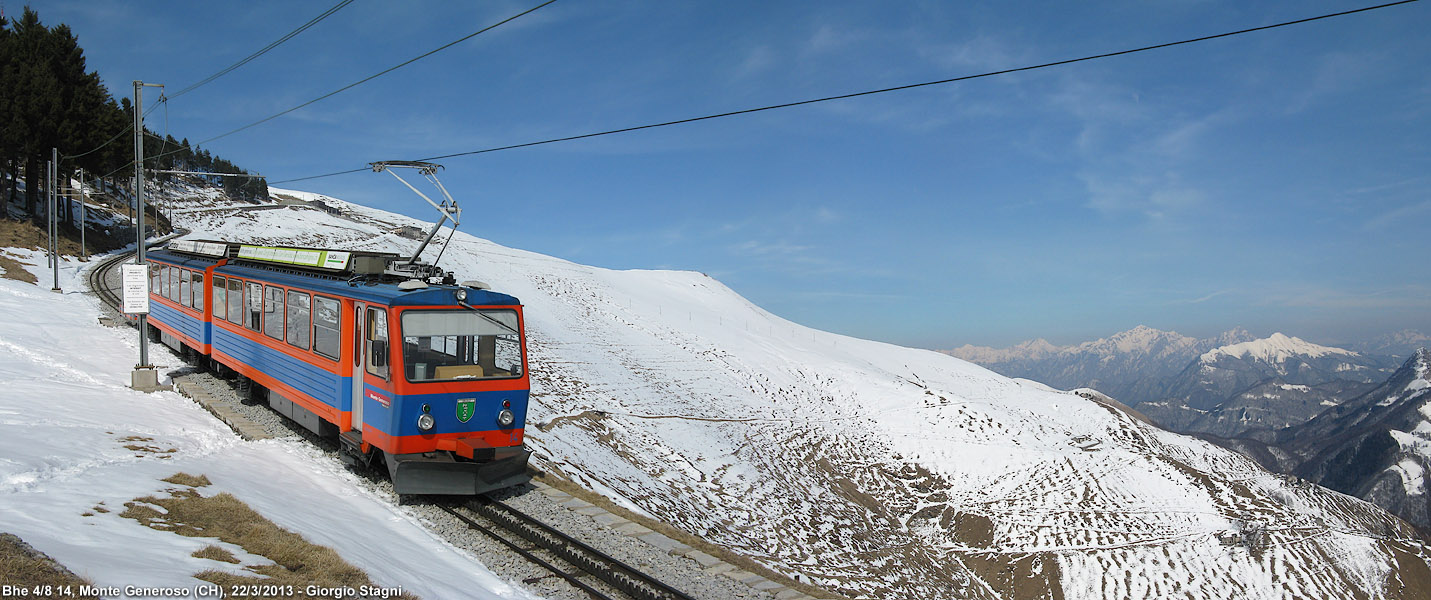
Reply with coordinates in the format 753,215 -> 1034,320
0,218 -> 86,256
161,472 -> 210,487
123,474 -> 418,599
0,253 -> 37,283
0,533 -> 99,598
191,545 -> 240,564
120,438 -> 178,459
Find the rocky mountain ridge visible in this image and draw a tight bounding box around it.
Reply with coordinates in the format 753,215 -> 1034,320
944,325 -> 1255,406
1209,350 -> 1431,530
950,327 -> 1400,440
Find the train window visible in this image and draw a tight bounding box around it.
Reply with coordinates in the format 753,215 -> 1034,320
179,269 -> 191,308
212,276 -> 226,321
246,282 -> 263,331
191,271 -> 204,311
263,285 -> 285,340
365,308 -> 389,380
150,264 -> 161,294
313,297 -> 340,360
167,266 -> 179,301
400,309 -> 523,382
227,279 -> 244,325
286,291 -> 311,350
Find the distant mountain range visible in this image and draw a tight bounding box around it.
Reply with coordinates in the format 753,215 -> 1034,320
1355,330 -> 1431,358
949,327 -> 1430,529
1211,350 -> 1431,529
946,325 -> 1256,406
946,327 -> 1408,438
1142,333 -> 1397,436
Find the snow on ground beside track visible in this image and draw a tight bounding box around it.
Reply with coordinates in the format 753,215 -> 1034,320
0,248 -> 535,599
162,189 -> 1431,599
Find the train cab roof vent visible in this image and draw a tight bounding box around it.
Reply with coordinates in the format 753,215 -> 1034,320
397,279 -> 429,291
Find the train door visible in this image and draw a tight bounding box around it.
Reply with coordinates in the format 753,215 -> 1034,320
351,302 -> 365,431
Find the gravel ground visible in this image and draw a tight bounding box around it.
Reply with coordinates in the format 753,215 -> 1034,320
91,261 -> 804,600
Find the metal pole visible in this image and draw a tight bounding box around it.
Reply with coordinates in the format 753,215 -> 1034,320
45,160 -> 53,268
134,80 -> 150,370
50,150 -> 60,291
78,168 -> 86,259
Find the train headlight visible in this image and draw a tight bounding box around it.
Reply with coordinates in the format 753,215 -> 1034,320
417,413 -> 435,432
455,288 -> 468,303
497,408 -> 515,428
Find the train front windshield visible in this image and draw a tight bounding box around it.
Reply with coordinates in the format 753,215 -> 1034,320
401,309 -> 524,382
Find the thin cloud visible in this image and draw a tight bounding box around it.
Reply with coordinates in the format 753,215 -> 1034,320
1362,200 -> 1431,232
730,240 -> 813,257
1284,50 -> 1383,115
1182,289 -> 1237,304
732,44 -> 776,80
1257,285 -> 1431,310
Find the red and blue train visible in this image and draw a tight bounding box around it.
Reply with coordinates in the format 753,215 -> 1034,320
139,239 -> 531,495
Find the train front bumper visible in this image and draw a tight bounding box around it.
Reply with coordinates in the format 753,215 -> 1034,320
385,445 -> 532,495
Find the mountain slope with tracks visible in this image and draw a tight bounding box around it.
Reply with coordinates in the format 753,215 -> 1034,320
168,188 -> 1431,600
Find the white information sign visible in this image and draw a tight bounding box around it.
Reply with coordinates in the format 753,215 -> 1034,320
121,264 -> 151,314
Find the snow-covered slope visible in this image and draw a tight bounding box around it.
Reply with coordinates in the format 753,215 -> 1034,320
0,248 -> 532,599
165,189 -> 1431,599
1200,332 -> 1359,364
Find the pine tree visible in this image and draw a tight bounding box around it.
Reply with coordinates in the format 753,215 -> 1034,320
9,8 -> 62,221
0,15 -> 15,216
0,6 -> 268,224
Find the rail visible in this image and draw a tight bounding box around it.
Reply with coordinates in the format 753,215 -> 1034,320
88,251 -> 133,310
88,237 -> 699,600
86,230 -> 189,312
439,497 -> 698,600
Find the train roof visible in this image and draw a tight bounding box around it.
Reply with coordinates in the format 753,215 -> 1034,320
146,248 -> 521,307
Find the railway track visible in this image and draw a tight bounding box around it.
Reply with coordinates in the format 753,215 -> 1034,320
85,242 -> 704,600
87,231 -> 189,311
439,497 -> 697,600
88,250 -> 134,310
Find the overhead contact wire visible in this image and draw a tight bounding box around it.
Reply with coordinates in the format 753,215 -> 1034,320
268,0 -> 1421,185
193,0 -> 560,148
169,0 -> 356,100
67,0 -> 351,162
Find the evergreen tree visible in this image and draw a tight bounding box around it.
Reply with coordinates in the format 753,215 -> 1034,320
0,16 -> 14,216
8,8 -> 62,220
0,6 -> 268,224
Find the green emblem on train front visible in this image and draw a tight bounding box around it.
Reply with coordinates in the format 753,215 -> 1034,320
456,398 -> 476,423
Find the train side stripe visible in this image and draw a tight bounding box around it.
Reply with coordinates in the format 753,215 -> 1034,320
213,326 -> 345,412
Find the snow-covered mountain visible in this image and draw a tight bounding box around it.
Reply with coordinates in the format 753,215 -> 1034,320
1164,379 -> 1375,440
946,325 -> 1254,406
1278,350 -> 1431,530
152,187 -> 1431,598
1141,333 -> 1397,436
1201,333 -> 1361,364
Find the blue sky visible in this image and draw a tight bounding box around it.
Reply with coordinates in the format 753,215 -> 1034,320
26,0 -> 1431,348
